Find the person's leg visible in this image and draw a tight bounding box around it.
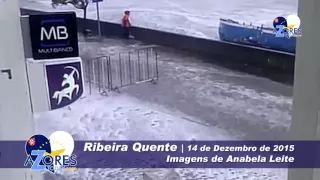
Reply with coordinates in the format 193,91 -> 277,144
123,27 -> 129,39
127,27 -> 134,39
122,27 -> 126,38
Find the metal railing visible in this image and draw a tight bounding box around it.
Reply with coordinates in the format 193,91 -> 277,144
83,45 -> 159,95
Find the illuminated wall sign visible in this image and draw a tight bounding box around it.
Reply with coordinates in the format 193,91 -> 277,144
29,12 -> 79,60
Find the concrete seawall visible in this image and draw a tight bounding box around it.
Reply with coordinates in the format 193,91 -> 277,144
20,8 -> 295,84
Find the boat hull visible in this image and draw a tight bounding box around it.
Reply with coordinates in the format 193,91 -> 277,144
218,19 -> 296,53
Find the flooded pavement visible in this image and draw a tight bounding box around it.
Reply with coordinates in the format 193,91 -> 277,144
79,36 -> 293,140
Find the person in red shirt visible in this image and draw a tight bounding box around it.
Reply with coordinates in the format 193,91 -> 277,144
121,10 -> 132,39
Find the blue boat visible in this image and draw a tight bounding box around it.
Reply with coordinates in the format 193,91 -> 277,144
218,18 -> 296,53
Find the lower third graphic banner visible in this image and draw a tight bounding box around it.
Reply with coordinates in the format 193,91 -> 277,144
1,141 -> 320,168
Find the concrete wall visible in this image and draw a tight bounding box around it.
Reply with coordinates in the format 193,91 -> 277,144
20,8 -> 295,84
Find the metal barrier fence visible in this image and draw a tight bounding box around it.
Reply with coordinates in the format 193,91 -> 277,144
83,45 -> 159,95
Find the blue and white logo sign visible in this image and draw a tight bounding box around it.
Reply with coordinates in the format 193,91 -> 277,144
273,14 -> 302,38
45,61 -> 84,110
24,131 -> 77,173
29,12 -> 79,60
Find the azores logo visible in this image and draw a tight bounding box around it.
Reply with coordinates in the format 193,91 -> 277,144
24,131 -> 77,173
273,14 -> 302,38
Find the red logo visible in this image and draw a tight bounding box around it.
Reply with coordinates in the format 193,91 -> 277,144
28,138 -> 36,146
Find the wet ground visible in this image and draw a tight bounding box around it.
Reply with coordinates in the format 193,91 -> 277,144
79,36 -> 293,141
39,36 -> 291,180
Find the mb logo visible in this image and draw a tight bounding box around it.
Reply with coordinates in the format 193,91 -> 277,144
39,19 -> 72,52
41,25 -> 69,42
29,12 -> 79,60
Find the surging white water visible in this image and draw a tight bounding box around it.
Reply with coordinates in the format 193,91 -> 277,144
20,0 -> 298,39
